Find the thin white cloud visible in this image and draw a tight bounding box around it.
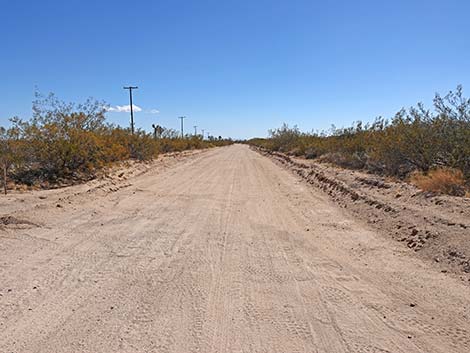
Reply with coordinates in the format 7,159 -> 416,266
147,109 -> 160,114
107,104 -> 142,113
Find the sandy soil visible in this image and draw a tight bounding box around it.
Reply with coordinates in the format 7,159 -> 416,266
1,144 -> 470,352
257,147 -> 470,277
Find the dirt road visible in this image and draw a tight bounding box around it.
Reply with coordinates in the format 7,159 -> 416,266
1,144 -> 469,352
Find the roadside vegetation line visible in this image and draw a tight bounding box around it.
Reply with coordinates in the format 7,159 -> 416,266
248,86 -> 470,196
0,92 -> 233,193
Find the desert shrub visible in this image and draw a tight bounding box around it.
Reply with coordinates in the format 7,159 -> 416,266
317,152 -> 366,170
410,168 -> 466,196
1,92 -> 233,189
0,125 -> 25,193
249,86 -> 470,195
129,129 -> 159,161
268,124 -> 303,153
8,95 -> 115,181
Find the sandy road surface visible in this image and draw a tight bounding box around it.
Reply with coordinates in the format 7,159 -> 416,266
1,144 -> 470,352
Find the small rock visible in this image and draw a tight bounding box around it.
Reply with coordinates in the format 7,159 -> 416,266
56,204 -> 62,208
410,303 -> 416,307
407,240 -> 416,248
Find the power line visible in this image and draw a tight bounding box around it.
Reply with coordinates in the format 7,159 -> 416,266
178,116 -> 187,138
123,86 -> 138,134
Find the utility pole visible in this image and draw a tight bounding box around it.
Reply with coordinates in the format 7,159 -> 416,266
201,129 -> 204,139
193,125 -> 197,136
123,86 -> 138,134
178,116 -> 186,138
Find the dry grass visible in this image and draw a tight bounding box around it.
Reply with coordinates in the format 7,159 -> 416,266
410,168 -> 467,196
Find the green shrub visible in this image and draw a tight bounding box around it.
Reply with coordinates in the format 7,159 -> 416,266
1,92 -> 233,190
249,86 -> 470,192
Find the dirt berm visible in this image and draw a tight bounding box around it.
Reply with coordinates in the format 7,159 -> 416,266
254,146 -> 470,278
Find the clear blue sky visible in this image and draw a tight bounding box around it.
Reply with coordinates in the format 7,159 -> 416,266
2,0 -> 470,139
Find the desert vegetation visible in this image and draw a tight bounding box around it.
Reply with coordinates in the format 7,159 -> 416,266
0,93 -> 232,192
249,86 -> 470,196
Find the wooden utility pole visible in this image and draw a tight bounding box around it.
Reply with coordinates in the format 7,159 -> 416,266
123,86 -> 138,134
193,125 -> 197,136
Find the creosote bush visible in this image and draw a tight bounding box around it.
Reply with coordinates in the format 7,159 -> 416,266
249,86 -> 470,196
1,92 -> 232,190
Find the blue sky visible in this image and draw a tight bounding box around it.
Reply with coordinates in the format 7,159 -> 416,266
1,0 -> 470,139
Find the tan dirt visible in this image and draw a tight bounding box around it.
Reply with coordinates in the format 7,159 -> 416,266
257,147 -> 470,277
1,144 -> 470,352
